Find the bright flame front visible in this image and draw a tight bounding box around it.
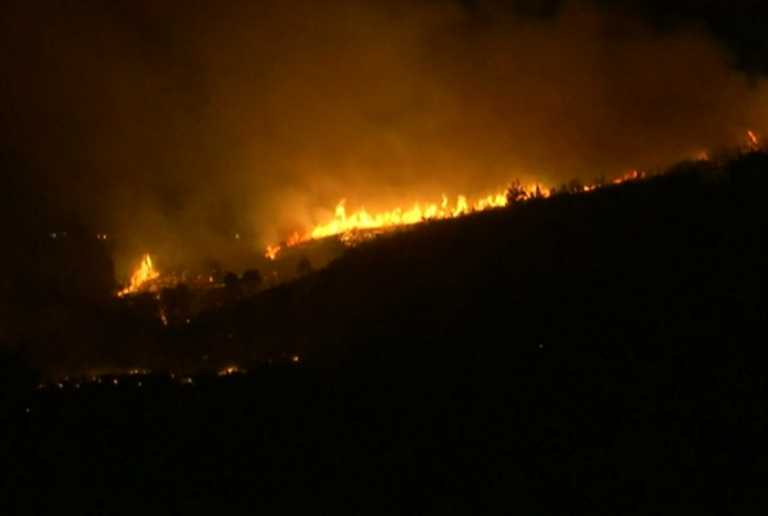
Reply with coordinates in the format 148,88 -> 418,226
117,253 -> 160,297
265,185 -> 547,259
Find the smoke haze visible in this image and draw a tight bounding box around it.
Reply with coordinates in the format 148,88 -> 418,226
2,0 -> 767,274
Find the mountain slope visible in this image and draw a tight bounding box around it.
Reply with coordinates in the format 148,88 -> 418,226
198,153 -> 767,374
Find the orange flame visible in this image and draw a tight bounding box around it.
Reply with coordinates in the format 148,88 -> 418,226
217,365 -> 244,376
117,253 -> 160,297
747,130 -> 760,149
265,244 -> 282,261
265,184 -> 548,259
612,169 -> 644,185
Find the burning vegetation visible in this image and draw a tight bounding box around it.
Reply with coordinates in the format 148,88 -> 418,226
119,130 -> 764,296
117,254 -> 159,297
261,168 -> 657,261
261,129 -> 761,260
264,184 -> 548,260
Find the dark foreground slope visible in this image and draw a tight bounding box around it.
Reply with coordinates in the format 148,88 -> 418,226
200,153 -> 765,369
3,154 -> 768,514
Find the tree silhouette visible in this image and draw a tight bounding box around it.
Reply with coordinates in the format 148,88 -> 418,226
507,179 -> 529,203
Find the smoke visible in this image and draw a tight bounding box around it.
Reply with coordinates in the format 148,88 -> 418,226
2,0 -> 766,274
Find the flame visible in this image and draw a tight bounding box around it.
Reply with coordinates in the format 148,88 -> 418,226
117,253 -> 160,297
694,150 -> 710,162
612,169 -> 644,185
264,169 -> 654,260
265,184 -> 547,259
265,244 -> 282,260
747,130 -> 760,149
217,365 -> 244,376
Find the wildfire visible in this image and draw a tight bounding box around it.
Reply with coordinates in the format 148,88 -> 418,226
117,253 -> 160,297
265,184 -> 548,259
612,169 -> 645,185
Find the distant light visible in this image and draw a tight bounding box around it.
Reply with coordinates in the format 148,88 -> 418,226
291,354 -> 301,364
234,233 -> 240,240
112,378 -> 119,385
137,381 -> 143,387
25,408 -> 30,414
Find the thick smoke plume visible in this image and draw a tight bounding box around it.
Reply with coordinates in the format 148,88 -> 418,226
2,0 -> 766,274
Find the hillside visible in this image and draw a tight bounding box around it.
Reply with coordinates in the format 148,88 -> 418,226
194,152 -> 767,371
3,152 -> 767,513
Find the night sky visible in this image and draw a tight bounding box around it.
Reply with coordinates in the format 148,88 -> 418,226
2,0 -> 767,273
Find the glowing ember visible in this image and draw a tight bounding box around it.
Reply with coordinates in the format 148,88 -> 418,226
159,306 -> 169,327
217,365 -> 244,376
747,130 -> 760,150
265,185 -> 547,259
117,253 -> 160,297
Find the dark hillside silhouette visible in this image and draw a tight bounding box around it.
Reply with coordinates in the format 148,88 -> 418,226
192,152 -> 767,373
2,152 -> 767,513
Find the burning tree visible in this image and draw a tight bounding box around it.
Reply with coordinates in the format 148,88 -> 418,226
117,254 -> 159,297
